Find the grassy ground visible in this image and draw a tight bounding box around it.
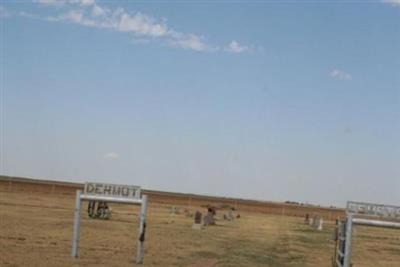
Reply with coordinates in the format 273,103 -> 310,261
1,190 -> 400,267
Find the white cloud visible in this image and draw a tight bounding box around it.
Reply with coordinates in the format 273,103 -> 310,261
103,152 -> 119,160
44,4 -> 210,51
34,0 -> 64,5
32,0 -> 247,53
225,40 -> 249,53
382,0 -> 400,7
79,0 -> 95,6
92,4 -> 106,16
330,69 -> 352,80
117,12 -> 168,37
48,10 -> 96,27
169,32 -> 210,51
34,0 -> 95,6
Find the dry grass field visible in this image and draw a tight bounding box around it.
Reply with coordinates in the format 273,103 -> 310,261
1,181 -> 400,267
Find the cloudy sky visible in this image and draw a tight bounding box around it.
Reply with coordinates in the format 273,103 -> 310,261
1,0 -> 399,207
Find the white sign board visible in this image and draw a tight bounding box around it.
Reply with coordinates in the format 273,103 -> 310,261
84,182 -> 141,200
347,201 -> 400,220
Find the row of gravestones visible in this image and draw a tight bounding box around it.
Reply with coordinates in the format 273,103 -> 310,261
305,214 -> 323,230
192,208 -> 215,230
192,207 -> 240,230
168,205 -> 240,230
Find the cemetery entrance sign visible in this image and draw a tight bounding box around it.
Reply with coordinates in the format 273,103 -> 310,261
334,201 -> 400,267
72,182 -> 148,264
84,182 -> 141,200
346,201 -> 400,220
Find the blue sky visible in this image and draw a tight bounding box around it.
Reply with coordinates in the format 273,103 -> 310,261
1,0 -> 399,206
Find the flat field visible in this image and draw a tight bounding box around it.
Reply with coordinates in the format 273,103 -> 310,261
1,186 -> 400,267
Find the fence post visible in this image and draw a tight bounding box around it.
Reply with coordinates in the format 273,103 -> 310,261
72,190 -> 82,258
343,214 -> 353,267
136,195 -> 148,264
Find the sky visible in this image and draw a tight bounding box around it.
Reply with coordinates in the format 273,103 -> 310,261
0,0 -> 399,207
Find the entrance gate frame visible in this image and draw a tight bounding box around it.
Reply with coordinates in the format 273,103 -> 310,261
71,183 -> 148,264
334,201 -> 400,267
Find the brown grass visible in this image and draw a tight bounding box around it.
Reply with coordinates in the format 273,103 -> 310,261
1,183 -> 399,266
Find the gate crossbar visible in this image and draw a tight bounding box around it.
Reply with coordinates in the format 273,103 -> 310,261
335,214 -> 400,267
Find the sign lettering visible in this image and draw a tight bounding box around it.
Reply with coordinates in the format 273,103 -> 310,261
347,201 -> 400,220
84,182 -> 141,200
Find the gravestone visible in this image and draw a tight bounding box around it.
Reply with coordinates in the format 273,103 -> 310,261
194,211 -> 202,224
304,213 -> 310,224
312,216 -> 318,228
310,215 -> 323,230
203,211 -> 216,226
318,218 -> 323,230
192,211 -> 203,230
228,210 -> 235,220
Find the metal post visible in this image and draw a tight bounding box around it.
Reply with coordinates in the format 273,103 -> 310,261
343,214 -> 353,267
136,195 -> 148,264
72,190 -> 82,258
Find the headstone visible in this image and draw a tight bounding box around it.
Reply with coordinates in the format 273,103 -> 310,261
194,211 -> 202,224
228,210 -> 235,220
318,218 -> 323,231
208,207 -> 216,215
305,213 -> 310,224
192,211 -> 203,230
309,215 -> 323,230
312,216 -> 318,228
312,216 -> 320,228
203,212 -> 215,226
